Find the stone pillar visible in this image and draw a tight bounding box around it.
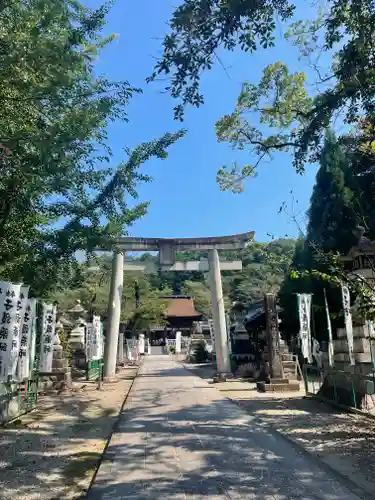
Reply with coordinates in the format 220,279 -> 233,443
175,331 -> 181,354
208,249 -> 231,378
138,333 -> 145,355
104,251 -> 124,379
264,293 -> 284,379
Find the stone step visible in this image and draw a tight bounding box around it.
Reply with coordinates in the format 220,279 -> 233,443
256,380 -> 300,393
334,352 -> 372,363
282,367 -> 297,378
267,378 -> 290,384
334,338 -> 372,354
282,360 -> 295,369
263,351 -> 290,361
282,353 -> 294,361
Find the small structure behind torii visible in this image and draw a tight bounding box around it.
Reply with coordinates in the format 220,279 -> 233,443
104,231 -> 254,380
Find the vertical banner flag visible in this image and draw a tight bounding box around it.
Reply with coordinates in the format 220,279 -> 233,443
91,315 -> 101,360
17,297 -> 37,380
0,282 -> 22,381
85,323 -> 93,362
10,285 -> 30,379
29,299 -> 38,376
99,321 -> 104,359
297,293 -> 313,363
323,288 -> 334,367
367,320 -> 375,368
341,285 -> 355,365
138,333 -> 145,355
39,303 -> 57,372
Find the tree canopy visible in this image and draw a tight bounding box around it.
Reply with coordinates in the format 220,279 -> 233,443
153,0 -> 375,190
279,132 -> 375,340
148,0 -> 294,120
0,0 -> 184,296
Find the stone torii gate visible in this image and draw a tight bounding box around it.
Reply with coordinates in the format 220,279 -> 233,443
104,231 -> 254,380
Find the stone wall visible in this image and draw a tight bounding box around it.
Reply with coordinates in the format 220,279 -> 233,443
320,324 -> 375,412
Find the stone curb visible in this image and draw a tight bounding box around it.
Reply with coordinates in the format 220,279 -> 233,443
308,392 -> 375,421
268,422 -> 373,500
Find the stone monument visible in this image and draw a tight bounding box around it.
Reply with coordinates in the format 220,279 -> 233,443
257,293 -> 300,392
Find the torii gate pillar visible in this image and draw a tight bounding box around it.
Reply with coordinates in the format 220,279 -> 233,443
208,249 -> 231,377
104,232 -> 254,380
103,251 -> 124,380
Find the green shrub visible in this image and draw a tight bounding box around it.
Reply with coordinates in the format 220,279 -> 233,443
169,345 -> 176,354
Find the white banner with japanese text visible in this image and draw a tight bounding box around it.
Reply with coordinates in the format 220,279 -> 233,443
297,293 -> 313,363
0,282 -> 22,381
39,303 -> 57,373
342,285 -> 355,365
323,288 -> 334,367
16,296 -> 37,380
85,323 -> 93,362
9,285 -> 30,379
91,315 -> 101,360
29,300 -> 38,376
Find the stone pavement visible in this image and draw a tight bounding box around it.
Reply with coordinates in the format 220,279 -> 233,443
88,356 -> 362,500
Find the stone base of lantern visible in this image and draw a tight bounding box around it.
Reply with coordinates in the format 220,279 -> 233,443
103,376 -> 119,383
212,372 -> 233,383
257,378 -> 300,392
39,344 -> 72,391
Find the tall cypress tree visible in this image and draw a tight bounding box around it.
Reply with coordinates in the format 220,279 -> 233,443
307,131 -> 358,254
280,132 -> 359,341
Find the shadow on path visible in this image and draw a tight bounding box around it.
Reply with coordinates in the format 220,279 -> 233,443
88,358 -> 361,500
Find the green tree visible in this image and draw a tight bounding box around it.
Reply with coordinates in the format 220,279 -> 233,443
148,0 -> 295,120
154,0 -> 375,189
279,135 -> 361,341
182,280 -> 211,318
225,239 -> 296,308
307,132 -> 359,254
0,0 -> 184,295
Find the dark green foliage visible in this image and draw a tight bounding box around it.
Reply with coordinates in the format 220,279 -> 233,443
307,132 -> 359,254
279,134 -> 363,341
225,238 -> 296,308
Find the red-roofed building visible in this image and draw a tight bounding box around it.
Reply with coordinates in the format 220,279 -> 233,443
149,295 -> 203,342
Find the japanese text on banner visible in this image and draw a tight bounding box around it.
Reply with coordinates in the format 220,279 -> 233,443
0,282 -> 22,381
39,303 -> 57,373
17,298 -> 37,380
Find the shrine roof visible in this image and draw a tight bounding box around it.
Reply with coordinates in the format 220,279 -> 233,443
165,296 -> 202,318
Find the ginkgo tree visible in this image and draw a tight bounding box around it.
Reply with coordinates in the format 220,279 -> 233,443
0,0 -> 185,295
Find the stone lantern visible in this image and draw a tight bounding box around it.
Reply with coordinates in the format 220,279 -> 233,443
340,226 -> 375,288
67,300 -> 88,368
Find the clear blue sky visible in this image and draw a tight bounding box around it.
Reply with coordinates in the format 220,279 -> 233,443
88,0 -> 319,242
